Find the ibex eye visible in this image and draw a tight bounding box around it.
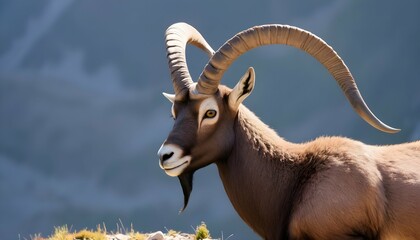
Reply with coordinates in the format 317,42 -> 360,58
205,109 -> 217,119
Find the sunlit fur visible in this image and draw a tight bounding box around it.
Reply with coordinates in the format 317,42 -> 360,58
221,102 -> 420,239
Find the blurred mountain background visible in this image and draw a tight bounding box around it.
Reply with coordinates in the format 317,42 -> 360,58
0,1 -> 419,239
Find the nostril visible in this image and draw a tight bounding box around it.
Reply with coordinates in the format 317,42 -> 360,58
162,152 -> 174,162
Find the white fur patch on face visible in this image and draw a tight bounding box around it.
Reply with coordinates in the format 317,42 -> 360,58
198,97 -> 219,129
158,144 -> 191,177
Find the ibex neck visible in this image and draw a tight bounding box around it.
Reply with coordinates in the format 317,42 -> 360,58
216,105 -> 300,239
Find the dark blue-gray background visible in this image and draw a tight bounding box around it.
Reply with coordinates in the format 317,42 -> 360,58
1,1 -> 419,239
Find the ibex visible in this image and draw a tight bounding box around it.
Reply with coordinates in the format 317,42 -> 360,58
157,22 -> 420,239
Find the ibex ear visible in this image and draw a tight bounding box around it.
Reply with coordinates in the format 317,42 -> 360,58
162,92 -> 175,103
228,67 -> 255,110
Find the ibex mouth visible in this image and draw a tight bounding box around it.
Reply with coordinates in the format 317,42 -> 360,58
162,155 -> 191,177
165,160 -> 189,171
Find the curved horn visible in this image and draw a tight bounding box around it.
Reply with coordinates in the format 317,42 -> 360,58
165,22 -> 215,95
196,24 -> 399,133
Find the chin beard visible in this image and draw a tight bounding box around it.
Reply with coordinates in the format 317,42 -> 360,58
178,171 -> 195,213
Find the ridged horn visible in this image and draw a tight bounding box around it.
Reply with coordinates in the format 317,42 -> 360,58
196,24 -> 399,133
165,22 -> 215,95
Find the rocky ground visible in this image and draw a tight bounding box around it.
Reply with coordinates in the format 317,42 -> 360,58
106,231 -> 196,240
31,222 -> 214,240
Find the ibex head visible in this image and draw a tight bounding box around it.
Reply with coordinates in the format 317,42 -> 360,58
158,22 -> 399,211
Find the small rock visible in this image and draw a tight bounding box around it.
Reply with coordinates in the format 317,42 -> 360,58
147,231 -> 165,240
107,233 -> 130,240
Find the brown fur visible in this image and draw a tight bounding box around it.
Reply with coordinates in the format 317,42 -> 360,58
215,104 -> 420,239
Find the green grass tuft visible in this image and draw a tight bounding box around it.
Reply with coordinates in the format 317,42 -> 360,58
195,222 -> 211,240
